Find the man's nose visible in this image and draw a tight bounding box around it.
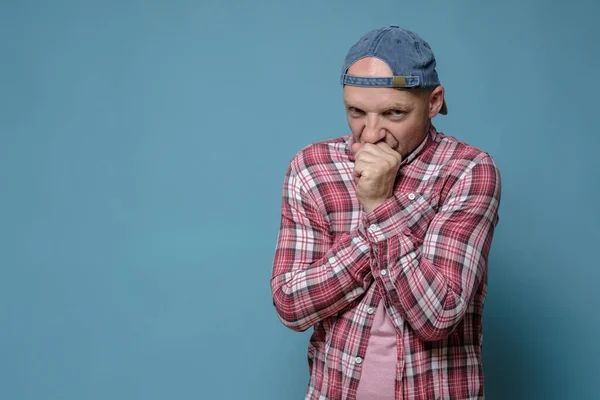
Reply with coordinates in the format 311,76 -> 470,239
361,115 -> 385,144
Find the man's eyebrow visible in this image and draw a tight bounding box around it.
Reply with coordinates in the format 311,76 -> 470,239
343,101 -> 414,112
343,101 -> 362,109
382,102 -> 412,111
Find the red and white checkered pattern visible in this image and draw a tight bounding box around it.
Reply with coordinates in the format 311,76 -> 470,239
271,126 -> 502,400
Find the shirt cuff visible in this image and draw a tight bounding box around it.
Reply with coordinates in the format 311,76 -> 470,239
361,195 -> 410,243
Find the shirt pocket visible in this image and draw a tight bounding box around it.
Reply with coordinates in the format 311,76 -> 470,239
395,190 -> 439,243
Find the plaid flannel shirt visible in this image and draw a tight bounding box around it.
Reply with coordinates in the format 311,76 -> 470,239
271,126 -> 502,400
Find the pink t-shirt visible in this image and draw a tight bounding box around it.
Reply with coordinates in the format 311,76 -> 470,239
355,301 -> 398,400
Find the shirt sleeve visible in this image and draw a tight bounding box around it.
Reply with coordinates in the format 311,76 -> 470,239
362,154 -> 502,341
270,159 -> 374,332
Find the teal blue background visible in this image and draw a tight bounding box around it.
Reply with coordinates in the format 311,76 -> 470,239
1,0 -> 598,399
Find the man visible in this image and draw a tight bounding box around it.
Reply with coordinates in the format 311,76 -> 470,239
270,25 -> 501,400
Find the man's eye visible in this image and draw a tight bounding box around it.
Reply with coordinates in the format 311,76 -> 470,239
348,107 -> 364,115
387,110 -> 404,116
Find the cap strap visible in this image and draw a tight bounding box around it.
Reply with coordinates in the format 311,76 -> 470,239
341,74 -> 420,88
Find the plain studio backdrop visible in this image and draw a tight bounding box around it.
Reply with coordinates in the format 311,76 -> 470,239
1,1 -> 598,399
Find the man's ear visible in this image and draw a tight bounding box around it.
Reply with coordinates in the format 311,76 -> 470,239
428,86 -> 445,118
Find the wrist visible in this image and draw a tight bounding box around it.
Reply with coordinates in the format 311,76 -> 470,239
362,199 -> 387,213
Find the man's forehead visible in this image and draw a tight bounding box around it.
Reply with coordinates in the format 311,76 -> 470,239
343,87 -> 418,110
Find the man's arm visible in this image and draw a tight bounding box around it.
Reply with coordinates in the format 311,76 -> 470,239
270,159 -> 374,332
363,154 -> 501,341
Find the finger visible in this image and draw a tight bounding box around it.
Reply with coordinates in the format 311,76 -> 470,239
356,147 -> 398,167
351,142 -> 364,153
354,144 -> 375,160
353,164 -> 362,184
354,151 -> 381,164
354,160 -> 382,181
353,160 -> 376,180
355,143 -> 384,158
353,160 -> 366,176
376,142 -> 402,160
355,153 -> 399,177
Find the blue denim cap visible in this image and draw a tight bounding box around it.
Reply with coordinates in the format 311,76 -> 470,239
341,25 -> 447,115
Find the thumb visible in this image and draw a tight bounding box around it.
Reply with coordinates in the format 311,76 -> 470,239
352,142 -> 364,153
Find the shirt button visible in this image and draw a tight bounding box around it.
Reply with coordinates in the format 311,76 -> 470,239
355,357 -> 363,364
380,270 -> 387,276
408,193 -> 416,200
369,224 -> 378,231
367,307 -> 374,315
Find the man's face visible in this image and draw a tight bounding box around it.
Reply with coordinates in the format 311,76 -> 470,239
343,57 -> 441,158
